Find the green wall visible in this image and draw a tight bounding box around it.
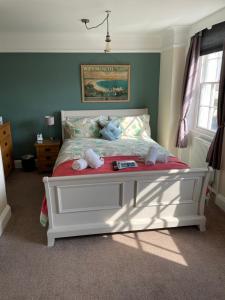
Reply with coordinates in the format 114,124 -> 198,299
0,53 -> 160,159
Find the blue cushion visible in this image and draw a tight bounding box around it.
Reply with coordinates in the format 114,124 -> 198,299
100,121 -> 122,141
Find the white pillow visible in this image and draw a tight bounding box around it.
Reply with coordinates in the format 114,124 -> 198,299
109,114 -> 151,138
64,116 -> 100,138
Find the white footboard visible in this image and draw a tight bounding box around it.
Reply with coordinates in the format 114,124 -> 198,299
43,168 -> 210,246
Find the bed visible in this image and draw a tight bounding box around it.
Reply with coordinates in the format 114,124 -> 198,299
43,109 -> 210,247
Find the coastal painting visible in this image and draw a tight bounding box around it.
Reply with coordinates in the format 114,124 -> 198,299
81,64 -> 130,102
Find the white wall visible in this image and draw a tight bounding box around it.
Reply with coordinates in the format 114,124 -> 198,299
0,149 -> 7,214
216,134 -> 225,211
158,48 -> 173,149
0,148 -> 11,236
0,32 -> 162,53
158,27 -> 188,156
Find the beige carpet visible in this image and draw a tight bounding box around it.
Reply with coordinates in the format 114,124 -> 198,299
0,170 -> 225,300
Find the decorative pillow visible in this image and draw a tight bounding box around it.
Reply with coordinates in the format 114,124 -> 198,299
100,121 -> 122,141
64,116 -> 101,138
109,114 -> 151,138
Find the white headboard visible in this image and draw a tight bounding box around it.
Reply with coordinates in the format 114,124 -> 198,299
61,108 -> 149,140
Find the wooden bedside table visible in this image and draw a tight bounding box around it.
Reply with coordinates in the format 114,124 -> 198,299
35,140 -> 60,172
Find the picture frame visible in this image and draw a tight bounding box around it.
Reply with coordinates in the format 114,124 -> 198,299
80,64 -> 130,103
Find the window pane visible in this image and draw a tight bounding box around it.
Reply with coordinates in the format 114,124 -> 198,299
216,56 -> 222,81
204,58 -> 219,82
202,52 -> 223,82
197,107 -> 209,129
212,83 -> 219,107
208,108 -> 217,132
196,51 -> 221,133
200,84 -> 211,106
207,52 -> 220,59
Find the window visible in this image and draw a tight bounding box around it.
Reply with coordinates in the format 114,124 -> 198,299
196,51 -> 222,132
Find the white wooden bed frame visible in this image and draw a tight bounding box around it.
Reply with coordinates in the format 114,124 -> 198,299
43,109 -> 210,247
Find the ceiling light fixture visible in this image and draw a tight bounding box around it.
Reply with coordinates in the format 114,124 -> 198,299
81,10 -> 112,53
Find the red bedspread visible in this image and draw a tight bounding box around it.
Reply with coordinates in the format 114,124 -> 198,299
40,156 -> 189,226
53,155 -> 188,176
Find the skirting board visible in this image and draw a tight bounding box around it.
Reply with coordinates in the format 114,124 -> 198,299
215,194 -> 225,213
0,204 -> 11,236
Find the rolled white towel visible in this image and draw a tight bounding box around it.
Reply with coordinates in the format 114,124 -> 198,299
157,153 -> 169,163
145,145 -> 158,165
84,149 -> 104,169
72,158 -> 88,170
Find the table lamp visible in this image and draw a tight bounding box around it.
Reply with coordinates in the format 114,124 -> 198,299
45,115 -> 55,140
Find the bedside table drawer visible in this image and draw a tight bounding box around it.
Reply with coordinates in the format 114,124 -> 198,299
37,153 -> 58,161
37,146 -> 60,156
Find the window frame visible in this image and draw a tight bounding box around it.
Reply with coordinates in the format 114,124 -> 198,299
193,51 -> 222,138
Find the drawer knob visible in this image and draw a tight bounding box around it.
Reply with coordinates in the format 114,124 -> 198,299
5,142 -> 7,146
3,130 -> 6,135
46,156 -> 51,160
45,148 -> 51,152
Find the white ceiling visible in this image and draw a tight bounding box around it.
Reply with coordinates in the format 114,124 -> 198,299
0,0 -> 224,52
0,0 -> 224,33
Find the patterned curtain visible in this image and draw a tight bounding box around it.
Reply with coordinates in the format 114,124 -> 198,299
206,42 -> 225,170
176,33 -> 201,148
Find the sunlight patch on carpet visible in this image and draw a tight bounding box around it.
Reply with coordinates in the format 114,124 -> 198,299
112,231 -> 188,266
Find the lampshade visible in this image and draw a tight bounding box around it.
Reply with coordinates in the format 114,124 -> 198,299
105,41 -> 111,53
45,116 -> 55,126
104,23 -> 111,53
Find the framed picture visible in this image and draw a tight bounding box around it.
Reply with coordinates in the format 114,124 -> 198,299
81,64 -> 130,103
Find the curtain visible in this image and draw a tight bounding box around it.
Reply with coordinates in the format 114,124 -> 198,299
176,33 -> 201,148
206,42 -> 225,170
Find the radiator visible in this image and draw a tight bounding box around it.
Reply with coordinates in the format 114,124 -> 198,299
190,136 -> 211,168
